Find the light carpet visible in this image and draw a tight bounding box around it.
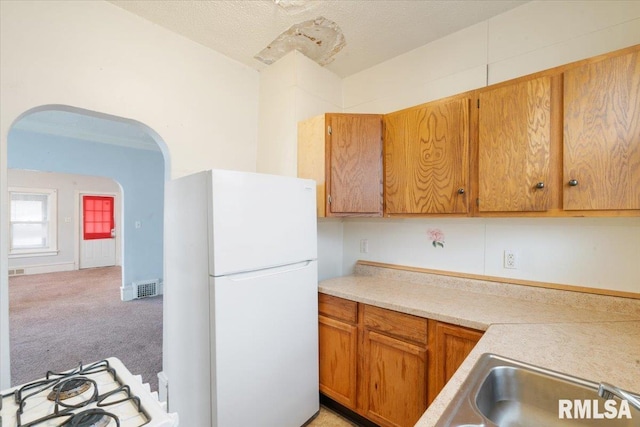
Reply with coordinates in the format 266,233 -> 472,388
9,266 -> 162,391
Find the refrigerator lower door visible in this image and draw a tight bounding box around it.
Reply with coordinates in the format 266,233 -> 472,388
210,260 -> 319,427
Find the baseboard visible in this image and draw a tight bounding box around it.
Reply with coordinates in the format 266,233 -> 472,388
120,284 -> 134,301
319,394 -> 379,427
8,262 -> 75,276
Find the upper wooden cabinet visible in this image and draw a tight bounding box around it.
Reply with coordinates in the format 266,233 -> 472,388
384,96 -> 470,215
301,46 -> 639,218
477,75 -> 553,212
563,48 -> 640,210
298,113 -> 383,217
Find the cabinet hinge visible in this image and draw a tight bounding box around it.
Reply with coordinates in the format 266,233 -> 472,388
476,198 -> 480,207
328,195 -> 332,204
477,99 -> 480,108
327,125 -> 332,135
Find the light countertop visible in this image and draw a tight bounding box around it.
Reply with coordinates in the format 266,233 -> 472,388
318,269 -> 640,427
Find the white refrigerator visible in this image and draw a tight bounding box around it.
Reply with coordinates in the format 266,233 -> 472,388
163,169 -> 319,427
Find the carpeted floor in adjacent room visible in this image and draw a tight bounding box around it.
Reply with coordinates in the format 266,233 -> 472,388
9,267 -> 359,426
9,266 -> 162,391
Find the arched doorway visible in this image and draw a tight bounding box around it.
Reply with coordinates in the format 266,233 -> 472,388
5,105 -> 170,390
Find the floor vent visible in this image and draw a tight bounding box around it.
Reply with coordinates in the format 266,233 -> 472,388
9,268 -> 25,276
133,279 -> 159,299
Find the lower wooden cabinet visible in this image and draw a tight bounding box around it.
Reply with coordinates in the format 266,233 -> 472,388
318,294 -> 358,409
427,320 -> 484,405
360,304 -> 429,427
318,294 -> 483,427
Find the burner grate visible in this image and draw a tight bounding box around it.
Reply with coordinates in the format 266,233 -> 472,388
6,359 -> 150,427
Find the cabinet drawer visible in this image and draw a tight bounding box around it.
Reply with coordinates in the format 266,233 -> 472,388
363,304 -> 428,345
319,293 -> 358,324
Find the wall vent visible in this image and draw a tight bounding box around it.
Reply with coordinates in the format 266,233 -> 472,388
9,268 -> 25,276
133,279 -> 159,299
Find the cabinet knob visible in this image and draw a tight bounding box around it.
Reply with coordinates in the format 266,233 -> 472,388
568,179 -> 579,187
535,182 -> 545,189
457,188 -> 465,195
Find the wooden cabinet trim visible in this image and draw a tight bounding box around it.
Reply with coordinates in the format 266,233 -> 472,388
319,293 -> 358,324
363,304 -> 428,345
298,114 -> 327,217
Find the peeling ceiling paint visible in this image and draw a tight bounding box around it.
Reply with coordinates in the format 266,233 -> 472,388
254,16 -> 346,66
107,0 -> 529,77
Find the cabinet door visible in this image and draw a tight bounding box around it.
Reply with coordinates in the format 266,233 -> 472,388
478,76 -> 552,212
318,315 -> 358,409
327,114 -> 383,216
385,98 -> 470,214
362,330 -> 427,427
563,49 -> 640,210
429,321 -> 483,404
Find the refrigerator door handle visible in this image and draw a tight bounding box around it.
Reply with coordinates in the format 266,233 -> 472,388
222,260 -> 314,281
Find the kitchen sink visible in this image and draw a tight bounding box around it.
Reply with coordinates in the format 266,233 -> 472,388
436,353 -> 640,427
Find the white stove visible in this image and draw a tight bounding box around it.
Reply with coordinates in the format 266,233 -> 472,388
0,357 -> 178,427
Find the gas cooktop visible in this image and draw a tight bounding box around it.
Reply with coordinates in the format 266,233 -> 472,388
0,357 -> 178,427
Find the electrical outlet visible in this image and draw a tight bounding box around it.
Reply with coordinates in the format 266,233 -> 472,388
503,250 -> 518,269
360,239 -> 369,254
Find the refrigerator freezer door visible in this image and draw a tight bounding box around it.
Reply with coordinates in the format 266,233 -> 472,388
208,170 -> 317,277
210,260 -> 319,427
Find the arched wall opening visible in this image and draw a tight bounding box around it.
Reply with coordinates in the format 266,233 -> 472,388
4,104 -> 170,389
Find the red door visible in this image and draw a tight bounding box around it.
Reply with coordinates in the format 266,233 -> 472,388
80,195 -> 116,268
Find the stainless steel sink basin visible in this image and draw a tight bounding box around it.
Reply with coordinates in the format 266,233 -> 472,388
436,353 -> 640,427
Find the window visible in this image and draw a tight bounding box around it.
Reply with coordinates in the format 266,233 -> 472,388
83,195 -> 114,240
9,188 -> 58,256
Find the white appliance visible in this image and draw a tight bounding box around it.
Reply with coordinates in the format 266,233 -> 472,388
163,169 -> 319,427
0,357 -> 179,427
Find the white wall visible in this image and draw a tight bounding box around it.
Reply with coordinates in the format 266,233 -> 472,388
335,1 -> 640,294
0,1 -> 260,178
257,50 -> 343,280
343,1 -> 640,112
343,217 -> 640,294
0,0 -> 260,388
317,219 -> 345,281
343,21 -> 489,113
257,50 -> 342,177
8,170 -> 122,273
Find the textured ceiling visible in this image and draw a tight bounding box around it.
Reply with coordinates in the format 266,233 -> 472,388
15,1 -> 530,149
108,0 -> 528,78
